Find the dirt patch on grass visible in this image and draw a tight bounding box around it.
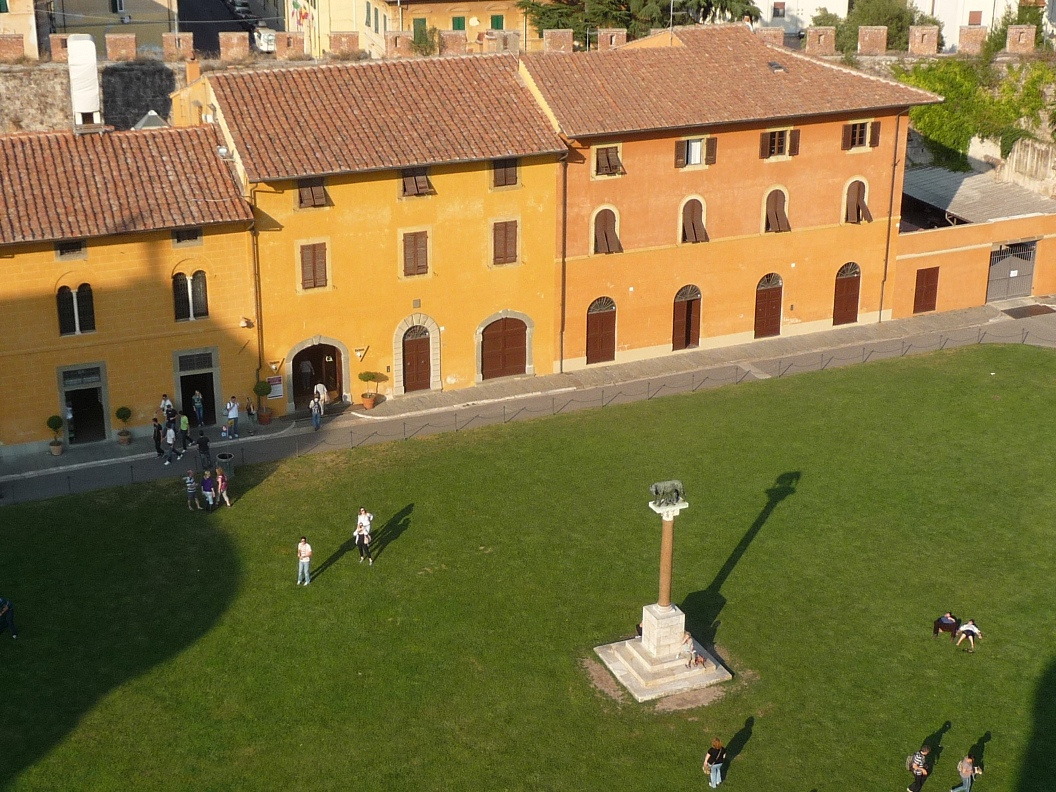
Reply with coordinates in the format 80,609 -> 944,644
580,657 -> 627,704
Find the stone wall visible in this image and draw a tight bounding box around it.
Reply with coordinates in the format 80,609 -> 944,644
959,26 -> 986,55
857,26 -> 887,55
805,27 -> 835,55
997,137 -> 1056,197
597,28 -> 627,50
1006,25 -> 1036,54
543,29 -> 573,53
755,27 -> 784,47
0,34 -> 26,63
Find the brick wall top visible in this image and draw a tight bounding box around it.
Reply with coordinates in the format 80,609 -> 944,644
385,30 -> 413,58
328,31 -> 360,55
959,25 -> 986,55
219,31 -> 250,62
1006,25 -> 1036,53
857,25 -> 887,55
163,32 -> 195,62
0,34 -> 26,63
804,26 -> 835,56
597,28 -> 627,50
755,27 -> 784,47
908,25 -> 938,55
543,29 -> 573,53
105,33 -> 137,61
49,34 -> 71,62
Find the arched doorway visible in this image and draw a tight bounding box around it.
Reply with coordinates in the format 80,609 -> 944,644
292,344 -> 342,408
754,273 -> 783,339
481,317 -> 527,379
672,285 -> 702,350
833,262 -> 861,325
586,297 -> 617,364
402,325 -> 431,392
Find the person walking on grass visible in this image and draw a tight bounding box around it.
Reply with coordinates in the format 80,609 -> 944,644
297,536 -> 312,585
216,466 -> 231,507
908,744 -> 931,792
956,620 -> 983,652
0,596 -> 17,640
951,754 -> 982,792
355,507 -> 373,565
703,738 -> 727,788
184,470 -> 203,511
201,470 -> 215,511
310,394 -> 323,431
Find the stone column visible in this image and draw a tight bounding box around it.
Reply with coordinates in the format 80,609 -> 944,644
649,496 -> 688,609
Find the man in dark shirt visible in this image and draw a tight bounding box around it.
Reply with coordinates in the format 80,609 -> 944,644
196,430 -> 212,470
152,418 -> 164,457
0,597 -> 17,639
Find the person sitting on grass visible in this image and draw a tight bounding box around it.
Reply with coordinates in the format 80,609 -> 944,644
955,619 -> 982,652
933,611 -> 960,638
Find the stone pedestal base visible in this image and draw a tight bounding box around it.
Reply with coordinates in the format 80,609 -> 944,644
594,604 -> 732,702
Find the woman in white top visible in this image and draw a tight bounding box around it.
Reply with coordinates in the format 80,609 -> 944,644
355,507 -> 374,565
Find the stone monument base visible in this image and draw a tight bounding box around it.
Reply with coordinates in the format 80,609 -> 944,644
594,604 -> 732,702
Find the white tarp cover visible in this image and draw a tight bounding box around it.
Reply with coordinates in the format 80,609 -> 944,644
67,35 -> 100,116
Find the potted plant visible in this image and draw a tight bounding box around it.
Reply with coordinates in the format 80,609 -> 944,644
358,371 -> 385,409
115,406 -> 133,445
47,415 -> 64,455
253,379 -> 274,425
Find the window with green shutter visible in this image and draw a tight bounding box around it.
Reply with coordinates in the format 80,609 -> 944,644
452,15 -> 465,30
0,0 -> 9,14
490,14 -> 503,29
413,17 -> 426,34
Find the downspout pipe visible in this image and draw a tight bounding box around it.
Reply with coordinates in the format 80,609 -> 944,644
559,146 -> 569,373
249,183 -> 266,386
878,109 -> 907,323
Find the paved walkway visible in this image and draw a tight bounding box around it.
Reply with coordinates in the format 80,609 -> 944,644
5,298 -> 1056,504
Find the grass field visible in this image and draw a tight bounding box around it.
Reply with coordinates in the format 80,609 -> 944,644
3,344 -> 1056,791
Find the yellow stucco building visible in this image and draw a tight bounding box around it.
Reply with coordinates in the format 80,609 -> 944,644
0,126 -> 255,454
172,54 -> 563,415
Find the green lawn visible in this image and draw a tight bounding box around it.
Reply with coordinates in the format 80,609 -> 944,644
3,344 -> 1056,791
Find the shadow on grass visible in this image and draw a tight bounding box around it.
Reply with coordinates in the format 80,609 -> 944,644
722,715 -> 755,783
0,492 -> 239,786
968,730 -> 991,771
921,720 -> 952,771
681,472 -> 800,645
309,503 -> 413,581
1016,658 -> 1056,792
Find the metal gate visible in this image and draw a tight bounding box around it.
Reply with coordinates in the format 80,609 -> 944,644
987,242 -> 1036,302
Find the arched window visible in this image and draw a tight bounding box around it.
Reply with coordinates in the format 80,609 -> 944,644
586,297 -> 616,364
833,262 -> 861,326
681,200 -> 708,243
672,285 -> 702,350
844,180 -> 872,224
764,190 -> 791,233
593,209 -> 623,255
57,283 -> 95,336
174,271 -> 209,321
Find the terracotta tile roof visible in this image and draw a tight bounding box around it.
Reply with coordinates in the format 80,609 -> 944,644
209,54 -> 565,183
521,25 -> 942,138
0,126 -> 252,247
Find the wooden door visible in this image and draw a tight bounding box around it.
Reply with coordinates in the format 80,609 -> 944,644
402,328 -> 431,392
754,275 -> 782,339
481,318 -> 527,380
586,299 -> 616,364
913,267 -> 939,314
832,264 -> 861,325
672,293 -> 701,350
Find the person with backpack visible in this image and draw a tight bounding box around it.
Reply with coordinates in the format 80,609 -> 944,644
310,394 -> 323,431
951,753 -> 982,792
908,744 -> 930,792
703,738 -> 727,788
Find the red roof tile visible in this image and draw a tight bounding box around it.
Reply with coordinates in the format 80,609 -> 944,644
209,54 -> 565,183
521,25 -> 942,138
0,126 -> 252,246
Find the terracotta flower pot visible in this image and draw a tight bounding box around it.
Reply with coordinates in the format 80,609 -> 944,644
361,394 -> 377,410
117,430 -> 132,446
49,442 -> 63,456
258,410 -> 273,426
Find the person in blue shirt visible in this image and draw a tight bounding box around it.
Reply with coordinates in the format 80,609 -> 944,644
0,596 -> 17,639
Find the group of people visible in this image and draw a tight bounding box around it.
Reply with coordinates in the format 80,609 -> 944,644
933,612 -> 984,652
183,468 -> 232,511
154,393 -> 194,465
908,744 -> 983,792
296,507 -> 375,585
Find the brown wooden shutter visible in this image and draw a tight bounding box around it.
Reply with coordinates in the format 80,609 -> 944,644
775,192 -> 791,232
845,182 -> 858,223
674,140 -> 688,168
416,232 -> 428,274
402,171 -> 417,196
606,212 -> 623,253
403,234 -> 417,276
493,222 -> 505,263
299,185 -> 313,208
682,201 -> 707,243
311,184 -> 326,205
869,121 -> 881,147
856,184 -> 873,222
595,212 -> 610,254
313,244 -> 327,287
505,221 -> 517,263
841,124 -> 854,151
672,300 -> 688,350
760,132 -> 770,159
704,137 -> 717,165
415,172 -> 432,194
301,245 -> 316,288
788,129 -> 800,156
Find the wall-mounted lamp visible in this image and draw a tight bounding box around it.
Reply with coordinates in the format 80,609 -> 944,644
269,360 -> 281,372
239,317 -> 253,328
354,347 -> 368,361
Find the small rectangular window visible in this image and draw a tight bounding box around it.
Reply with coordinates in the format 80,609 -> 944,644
675,138 -> 712,168
365,0 -> 371,26
845,181 -> 873,224
403,231 -> 429,276
842,122 -> 869,150
968,10 -> 982,24
452,15 -> 465,29
173,228 -> 203,245
490,14 -> 504,29
761,130 -> 785,158
56,240 -> 86,259
109,0 -> 124,13
402,167 -> 436,197
300,243 -> 328,290
0,0 -> 10,12
374,7 -> 379,32
298,177 -> 328,208
493,158 -> 518,188
493,221 -> 518,265
772,1 -> 785,17
595,146 -> 622,176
